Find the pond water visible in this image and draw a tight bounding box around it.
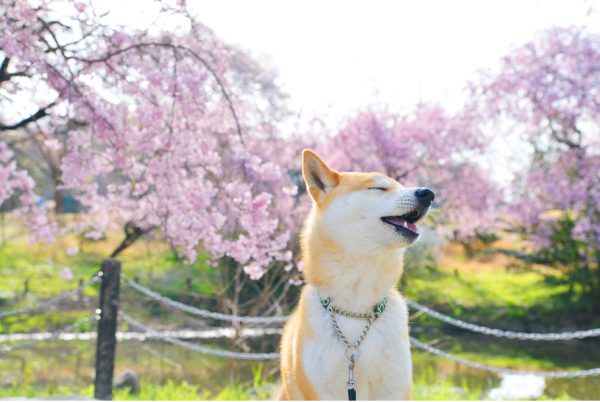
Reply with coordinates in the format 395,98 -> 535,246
1,330 -> 599,400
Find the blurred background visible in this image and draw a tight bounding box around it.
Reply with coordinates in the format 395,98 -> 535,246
1,0 -> 599,400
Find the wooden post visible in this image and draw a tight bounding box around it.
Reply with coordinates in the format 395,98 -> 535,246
94,258 -> 121,400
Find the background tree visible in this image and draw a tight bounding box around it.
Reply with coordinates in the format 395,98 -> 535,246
319,105 -> 501,246
474,27 -> 600,309
1,0 -> 304,316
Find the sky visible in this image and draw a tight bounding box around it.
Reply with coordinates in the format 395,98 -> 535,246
186,0 -> 598,121
100,0 -> 599,184
103,0 -> 599,122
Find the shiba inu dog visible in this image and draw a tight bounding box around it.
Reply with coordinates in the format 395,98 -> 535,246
279,150 -> 434,400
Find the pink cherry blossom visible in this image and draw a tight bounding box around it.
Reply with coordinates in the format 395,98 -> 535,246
319,105 -> 500,241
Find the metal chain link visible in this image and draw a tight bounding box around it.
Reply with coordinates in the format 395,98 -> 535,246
124,277 -> 289,324
329,310 -> 374,351
139,342 -> 184,370
120,313 -> 600,378
409,337 -> 600,378
120,312 -> 281,360
4,270 -> 597,376
0,274 -> 100,320
326,302 -> 376,353
329,307 -> 373,320
0,314 -> 94,353
0,326 -> 283,343
126,279 -> 600,341
406,299 -> 600,341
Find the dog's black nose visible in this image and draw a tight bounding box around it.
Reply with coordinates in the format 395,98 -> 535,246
415,188 -> 435,205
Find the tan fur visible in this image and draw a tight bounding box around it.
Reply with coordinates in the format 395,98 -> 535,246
280,293 -> 318,400
281,150 -> 419,400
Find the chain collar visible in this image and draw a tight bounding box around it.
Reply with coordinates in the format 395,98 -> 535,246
319,294 -> 388,320
319,293 -> 388,401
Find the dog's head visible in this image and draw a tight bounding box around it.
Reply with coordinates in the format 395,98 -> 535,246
302,149 -> 434,253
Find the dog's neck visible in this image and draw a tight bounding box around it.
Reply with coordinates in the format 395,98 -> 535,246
305,248 -> 405,313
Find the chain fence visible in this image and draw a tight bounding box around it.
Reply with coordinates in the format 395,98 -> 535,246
3,271 -> 600,381
117,312 -> 600,379
124,277 -> 289,324
409,337 -> 600,378
0,273 -> 100,320
406,299 -> 600,341
120,313 -> 281,360
119,282 -> 600,379
0,314 -> 95,354
125,277 -> 600,342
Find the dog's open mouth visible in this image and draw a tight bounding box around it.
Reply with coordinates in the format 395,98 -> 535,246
381,209 -> 425,237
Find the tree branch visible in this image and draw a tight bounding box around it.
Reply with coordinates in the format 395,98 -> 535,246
110,222 -> 152,258
71,42 -> 245,144
0,57 -> 30,83
0,57 -> 9,80
0,102 -> 56,131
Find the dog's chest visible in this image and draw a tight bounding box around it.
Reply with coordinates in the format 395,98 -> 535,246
301,292 -> 412,400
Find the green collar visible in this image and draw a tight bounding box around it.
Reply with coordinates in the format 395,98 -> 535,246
320,295 -> 388,319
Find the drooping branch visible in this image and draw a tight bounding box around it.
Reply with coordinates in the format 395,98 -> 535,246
110,222 -> 153,258
0,57 -> 10,82
0,57 -> 30,83
0,102 -> 56,131
72,42 -> 245,144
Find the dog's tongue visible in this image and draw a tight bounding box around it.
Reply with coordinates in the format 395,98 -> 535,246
407,222 -> 417,232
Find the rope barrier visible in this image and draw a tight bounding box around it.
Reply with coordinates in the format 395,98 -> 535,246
5,272 -> 593,377
0,314 -> 95,353
0,274 -> 100,321
118,312 -> 600,378
120,282 -> 600,377
120,313 -> 281,360
125,278 -> 600,341
2,278 -> 596,379
405,299 -> 600,340
409,337 -> 600,378
124,278 -> 289,324
0,327 -> 282,343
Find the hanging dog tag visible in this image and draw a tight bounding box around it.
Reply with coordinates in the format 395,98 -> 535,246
347,354 -> 357,400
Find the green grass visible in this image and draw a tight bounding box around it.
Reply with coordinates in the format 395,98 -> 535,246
405,266 -> 567,309
0,365 -> 277,400
0,218 -> 216,332
0,376 -> 487,400
401,243 -> 583,334
2,217 -> 599,400
0,374 -> 576,400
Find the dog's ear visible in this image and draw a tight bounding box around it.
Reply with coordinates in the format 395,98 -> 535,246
302,149 -> 340,205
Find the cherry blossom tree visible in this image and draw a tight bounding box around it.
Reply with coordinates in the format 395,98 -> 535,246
1,1 -> 505,306
474,27 -> 600,307
319,104 -> 501,243
0,141 -> 55,243
1,0 -> 307,318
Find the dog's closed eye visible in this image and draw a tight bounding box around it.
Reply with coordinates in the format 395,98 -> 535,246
368,187 -> 388,191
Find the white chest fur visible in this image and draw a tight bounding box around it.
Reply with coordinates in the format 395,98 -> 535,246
301,286 -> 413,400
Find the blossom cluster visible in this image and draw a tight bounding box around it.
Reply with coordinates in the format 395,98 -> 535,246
1,0 -> 303,279
320,105 -> 500,240
0,143 -> 55,243
474,27 -> 600,251
5,2 -> 597,283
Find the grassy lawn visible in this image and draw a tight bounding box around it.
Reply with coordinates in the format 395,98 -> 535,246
1,216 -> 599,399
402,240 -> 587,331
0,374 -> 494,400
